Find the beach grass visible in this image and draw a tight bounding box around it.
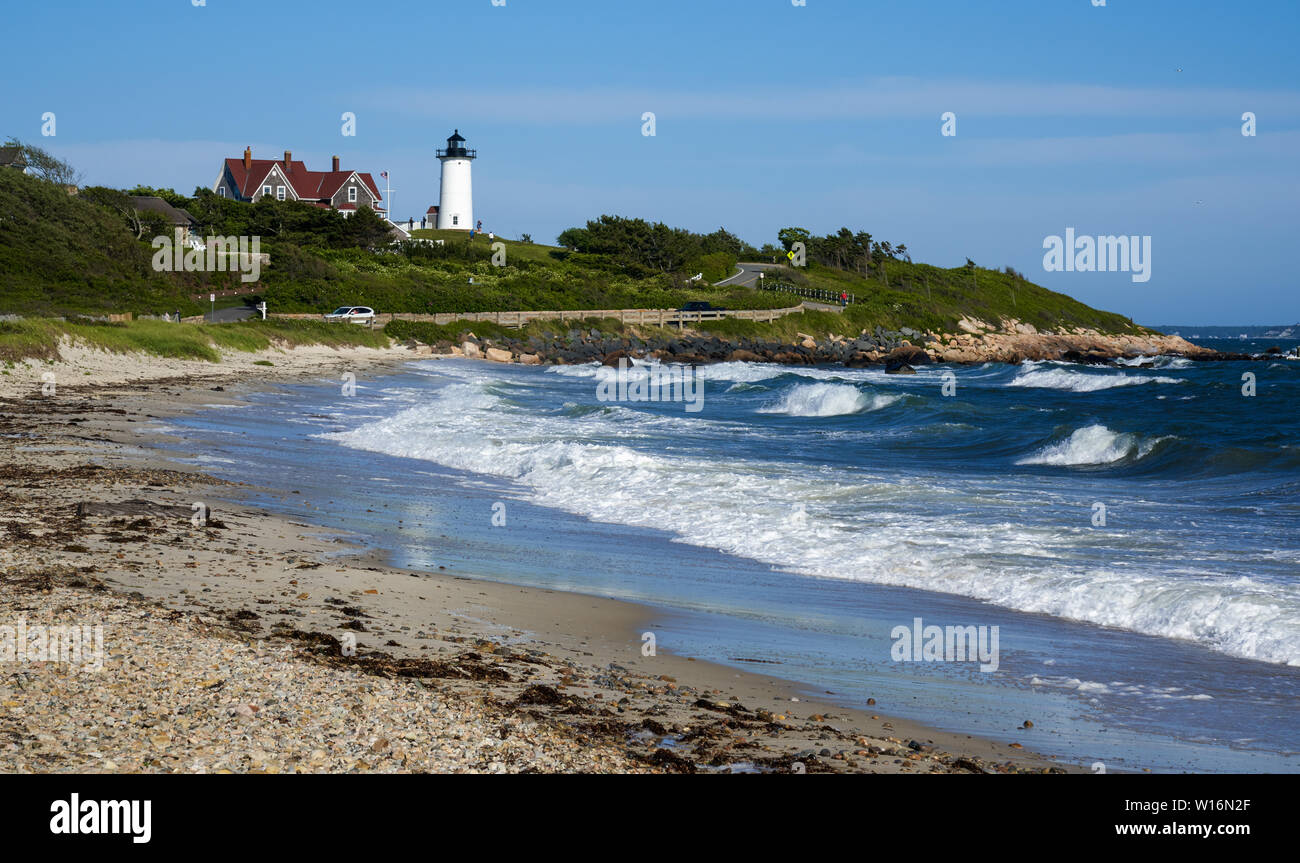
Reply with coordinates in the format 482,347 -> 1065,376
0,318 -> 391,365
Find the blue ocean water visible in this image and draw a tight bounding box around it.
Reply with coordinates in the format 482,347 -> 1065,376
156,341 -> 1300,772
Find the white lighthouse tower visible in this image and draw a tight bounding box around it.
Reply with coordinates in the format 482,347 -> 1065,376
435,129 -> 475,231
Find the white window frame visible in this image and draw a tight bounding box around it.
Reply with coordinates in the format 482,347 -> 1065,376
262,185 -> 272,197
276,185 -> 286,201
218,186 -> 226,197
347,186 -> 357,203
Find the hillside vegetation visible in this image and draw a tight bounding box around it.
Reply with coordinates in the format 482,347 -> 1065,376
741,260 -> 1143,335
0,160 -> 1146,337
0,167 -> 194,316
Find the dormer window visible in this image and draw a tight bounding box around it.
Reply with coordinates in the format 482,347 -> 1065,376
348,186 -> 357,203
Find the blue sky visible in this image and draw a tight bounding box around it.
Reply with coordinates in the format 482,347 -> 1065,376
5,0 -> 1298,324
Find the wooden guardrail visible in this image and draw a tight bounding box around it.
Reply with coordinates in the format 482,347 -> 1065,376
268,305 -> 805,329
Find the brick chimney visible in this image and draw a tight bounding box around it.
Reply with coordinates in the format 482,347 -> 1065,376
283,150 -> 292,172
243,147 -> 251,171
332,155 -> 340,172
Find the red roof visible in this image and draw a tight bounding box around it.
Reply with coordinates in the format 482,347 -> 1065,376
426,205 -> 439,214
223,157 -> 382,204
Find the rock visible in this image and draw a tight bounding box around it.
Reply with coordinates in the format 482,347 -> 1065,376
1061,349 -> 1110,365
460,341 -> 482,359
602,350 -> 629,367
484,347 -> 513,363
517,353 -> 542,365
885,364 -> 916,375
884,345 -> 932,366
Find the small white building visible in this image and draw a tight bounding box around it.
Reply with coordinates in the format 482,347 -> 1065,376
435,130 -> 475,231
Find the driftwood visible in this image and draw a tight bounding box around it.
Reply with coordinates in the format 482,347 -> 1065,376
75,499 -> 212,520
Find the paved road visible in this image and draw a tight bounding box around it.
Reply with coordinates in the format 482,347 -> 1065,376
715,261 -> 784,288
718,262 -> 847,313
801,300 -> 846,313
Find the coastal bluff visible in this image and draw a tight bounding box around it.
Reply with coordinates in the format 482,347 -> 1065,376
407,317 -> 1223,370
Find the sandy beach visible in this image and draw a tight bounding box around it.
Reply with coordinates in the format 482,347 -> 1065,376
0,342 -> 1075,773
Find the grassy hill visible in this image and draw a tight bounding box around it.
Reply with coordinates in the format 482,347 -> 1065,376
0,168 -> 1149,338
265,230 -> 784,315
740,259 -> 1144,335
0,167 -> 199,316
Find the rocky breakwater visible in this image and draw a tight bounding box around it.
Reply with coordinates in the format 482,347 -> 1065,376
404,318 -> 1239,370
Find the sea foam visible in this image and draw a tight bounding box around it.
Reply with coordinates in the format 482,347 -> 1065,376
320,369 -> 1300,667
758,383 -> 897,417
1016,424 -> 1167,466
1009,367 -> 1184,392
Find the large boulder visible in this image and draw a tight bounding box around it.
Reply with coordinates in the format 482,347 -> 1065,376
460,341 -> 482,359
485,347 -> 513,363
883,345 -> 931,366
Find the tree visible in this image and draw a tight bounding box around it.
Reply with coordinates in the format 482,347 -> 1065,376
852,232 -> 873,274
4,137 -> 84,187
777,227 -> 811,252
701,226 -> 755,259
127,185 -> 189,207
556,227 -> 590,250
79,186 -> 169,239
339,206 -> 392,250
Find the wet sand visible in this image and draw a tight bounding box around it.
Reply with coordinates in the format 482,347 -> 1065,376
0,343 -> 1075,773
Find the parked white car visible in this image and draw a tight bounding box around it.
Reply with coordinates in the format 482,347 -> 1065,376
324,306 -> 376,324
